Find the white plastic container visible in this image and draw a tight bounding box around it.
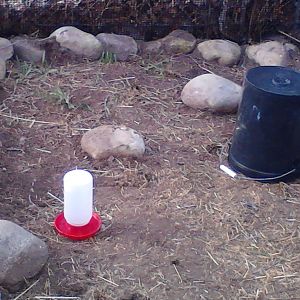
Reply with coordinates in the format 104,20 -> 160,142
63,169 -> 93,226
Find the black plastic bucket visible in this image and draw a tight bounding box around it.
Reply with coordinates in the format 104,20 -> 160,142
228,66 -> 300,181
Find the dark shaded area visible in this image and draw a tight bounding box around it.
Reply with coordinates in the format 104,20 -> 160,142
0,0 -> 296,42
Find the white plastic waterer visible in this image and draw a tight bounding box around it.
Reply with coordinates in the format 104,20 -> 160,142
54,169 -> 102,240
63,169 -> 93,226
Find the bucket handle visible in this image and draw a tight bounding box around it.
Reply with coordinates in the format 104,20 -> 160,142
238,168 -> 296,181
220,165 -> 296,181
219,139 -> 297,182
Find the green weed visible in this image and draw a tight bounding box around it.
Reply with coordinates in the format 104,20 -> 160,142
49,86 -> 75,109
100,51 -> 117,64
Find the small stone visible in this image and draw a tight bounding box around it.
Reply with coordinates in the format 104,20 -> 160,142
96,33 -> 138,61
181,74 -> 242,113
246,41 -> 288,66
10,37 -> 45,63
50,26 -> 103,61
197,39 -> 241,66
0,38 -> 13,61
81,125 -> 145,160
139,40 -> 163,55
161,30 -> 196,54
0,59 -> 6,79
0,220 -> 48,291
284,43 -> 298,53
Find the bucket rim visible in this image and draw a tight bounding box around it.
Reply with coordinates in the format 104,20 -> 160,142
245,66 -> 300,97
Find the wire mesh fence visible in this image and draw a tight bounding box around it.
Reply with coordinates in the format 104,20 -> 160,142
0,0 -> 296,42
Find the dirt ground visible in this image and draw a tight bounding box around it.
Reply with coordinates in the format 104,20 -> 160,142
0,52 -> 300,300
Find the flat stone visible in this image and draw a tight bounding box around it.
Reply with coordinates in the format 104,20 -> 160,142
0,220 -> 48,291
81,125 -> 145,160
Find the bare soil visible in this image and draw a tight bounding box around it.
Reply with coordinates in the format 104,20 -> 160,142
0,53 -> 300,300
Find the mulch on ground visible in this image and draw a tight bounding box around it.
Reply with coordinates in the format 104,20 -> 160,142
0,54 -> 299,300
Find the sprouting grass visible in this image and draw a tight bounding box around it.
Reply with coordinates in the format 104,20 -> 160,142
15,61 -> 58,82
18,61 -> 36,79
100,51 -> 117,64
49,86 -> 75,109
140,58 -> 170,77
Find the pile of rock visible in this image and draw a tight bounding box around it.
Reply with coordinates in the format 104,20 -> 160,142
0,26 -> 298,120
180,38 -> 298,113
0,26 -> 140,78
1,26 -> 297,78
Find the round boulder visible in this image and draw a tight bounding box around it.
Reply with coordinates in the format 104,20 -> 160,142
96,33 -> 138,61
246,41 -> 288,66
50,26 -> 103,60
181,74 -> 242,113
197,39 -> 241,66
81,125 -> 145,160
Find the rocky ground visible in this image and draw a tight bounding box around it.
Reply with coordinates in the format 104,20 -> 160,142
0,27 -> 300,299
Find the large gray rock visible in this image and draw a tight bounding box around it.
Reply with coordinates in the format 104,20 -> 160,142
197,39 -> 241,66
50,26 -> 103,60
0,59 -> 6,80
246,41 -> 289,66
96,33 -> 138,61
0,220 -> 48,291
0,38 -> 13,61
161,30 -> 196,54
81,125 -> 145,160
181,74 -> 242,113
11,37 -> 45,63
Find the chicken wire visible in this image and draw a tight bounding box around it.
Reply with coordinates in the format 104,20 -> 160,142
0,0 -> 296,42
